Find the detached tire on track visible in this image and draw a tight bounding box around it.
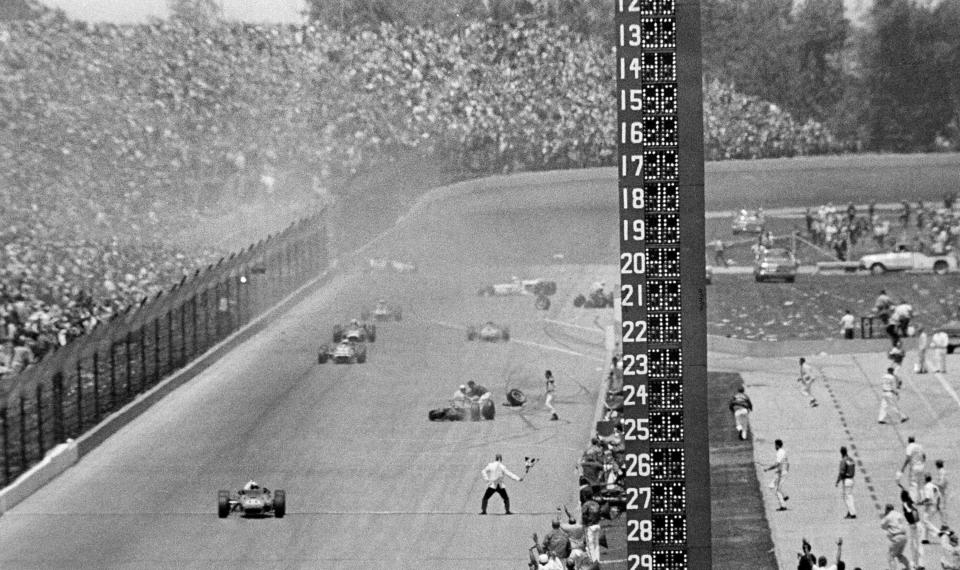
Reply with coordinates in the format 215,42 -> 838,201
506,389 -> 527,406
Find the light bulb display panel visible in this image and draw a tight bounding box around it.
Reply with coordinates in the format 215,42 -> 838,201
617,0 -> 709,567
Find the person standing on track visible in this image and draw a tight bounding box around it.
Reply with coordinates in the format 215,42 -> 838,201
915,327 -> 929,374
544,370 -> 558,421
898,436 -> 926,492
918,473 -> 943,544
798,357 -> 820,408
878,366 -> 908,424
880,503 -> 913,570
479,453 -> 523,515
938,459 -> 950,526
931,329 -> 949,373
836,446 -> 857,519
765,439 -> 790,511
728,385 -> 753,441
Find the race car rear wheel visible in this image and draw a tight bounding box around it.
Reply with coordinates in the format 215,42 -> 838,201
273,490 -> 285,518
467,328 -> 477,341
573,294 -> 586,308
395,309 -> 402,321
502,327 -> 510,341
318,350 -> 329,364
218,491 -> 230,518
870,263 -> 886,275
934,260 -> 949,275
357,352 -> 366,364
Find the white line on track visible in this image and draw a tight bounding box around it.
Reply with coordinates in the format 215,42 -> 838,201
542,318 -> 605,334
429,320 -> 605,361
512,338 -> 605,361
923,355 -> 960,409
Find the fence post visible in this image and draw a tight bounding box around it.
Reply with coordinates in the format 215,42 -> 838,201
92,350 -> 101,424
76,359 -> 83,434
52,372 -> 64,443
109,342 -> 117,410
139,327 -> 147,392
191,294 -> 198,361
19,396 -> 27,471
167,310 -> 174,374
1,406 -> 8,486
180,302 -> 187,367
214,282 -> 222,340
125,332 -> 133,400
35,384 -> 44,457
153,318 -> 161,385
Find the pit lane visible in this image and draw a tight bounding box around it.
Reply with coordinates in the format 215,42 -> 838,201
0,177 -> 619,569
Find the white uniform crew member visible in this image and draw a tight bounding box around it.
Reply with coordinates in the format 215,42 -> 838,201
898,436 -> 926,491
479,453 -> 523,515
544,370 -> 558,421
932,329 -> 949,373
919,473 -> 943,544
840,309 -> 856,340
878,366 -> 908,424
881,503 -> 912,570
452,385 -> 468,408
797,357 -> 820,408
765,439 -> 790,511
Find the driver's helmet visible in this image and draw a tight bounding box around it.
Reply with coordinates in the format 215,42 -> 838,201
377,298 -> 385,305
351,319 -> 359,326
245,480 -> 259,490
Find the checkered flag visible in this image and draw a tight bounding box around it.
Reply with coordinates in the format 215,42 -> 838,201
524,456 -> 539,476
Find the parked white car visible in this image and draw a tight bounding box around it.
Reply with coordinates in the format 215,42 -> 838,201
859,243 -> 957,275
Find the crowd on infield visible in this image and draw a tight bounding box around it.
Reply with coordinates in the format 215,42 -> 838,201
732,292 -> 960,569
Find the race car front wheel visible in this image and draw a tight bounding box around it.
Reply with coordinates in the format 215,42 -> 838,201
218,491 -> 230,518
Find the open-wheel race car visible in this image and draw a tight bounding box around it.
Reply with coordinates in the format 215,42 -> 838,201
333,319 -> 376,343
573,289 -> 615,308
731,209 -> 766,234
218,483 -> 285,518
366,257 -> 417,273
318,339 -> 367,364
467,321 -> 510,342
477,276 -> 557,297
360,299 -> 402,322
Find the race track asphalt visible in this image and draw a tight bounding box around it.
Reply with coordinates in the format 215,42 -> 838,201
0,181 -> 622,569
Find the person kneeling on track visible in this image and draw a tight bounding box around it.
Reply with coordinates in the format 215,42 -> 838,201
466,380 -> 491,403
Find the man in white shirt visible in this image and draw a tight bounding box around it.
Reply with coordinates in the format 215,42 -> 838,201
797,357 -> 820,408
764,439 -> 790,511
915,327 -> 929,374
919,473 -> 943,544
840,309 -> 856,340
898,436 -> 926,491
880,503 -> 912,570
931,330 -> 950,373
452,385 -> 468,409
479,453 -> 523,515
878,367 -> 908,424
